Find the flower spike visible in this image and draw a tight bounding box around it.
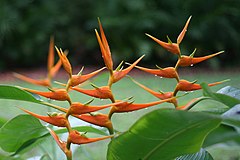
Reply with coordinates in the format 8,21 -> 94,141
177,51 -> 224,67
20,108 -> 70,128
68,130 -> 113,145
95,18 -> 113,72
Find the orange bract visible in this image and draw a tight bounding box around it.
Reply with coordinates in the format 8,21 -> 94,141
14,37 -> 62,87
20,108 -> 69,128
95,19 -> 113,72
133,65 -> 179,80
175,79 -> 226,92
55,47 -> 72,78
71,85 -> 114,102
23,87 -> 71,104
109,55 -> 144,85
68,130 -> 113,145
68,67 -> 105,87
47,128 -> 72,159
177,51 -> 224,67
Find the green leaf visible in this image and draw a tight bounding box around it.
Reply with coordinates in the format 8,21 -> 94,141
217,86 -> 240,100
0,85 -> 42,104
107,109 -> 221,160
0,115 -> 48,152
203,124 -> 240,147
201,83 -> 240,108
222,104 -> 240,128
10,125 -> 108,156
176,148 -> 213,160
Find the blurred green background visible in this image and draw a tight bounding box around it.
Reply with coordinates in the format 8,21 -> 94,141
0,0 -> 240,71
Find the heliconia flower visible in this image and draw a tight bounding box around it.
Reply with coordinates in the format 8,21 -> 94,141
130,65 -> 179,80
109,97 -> 175,118
146,16 -> 192,56
177,50 -> 224,67
55,47 -> 72,78
175,79 -> 227,93
109,55 -> 145,85
47,128 -> 72,159
67,130 -> 113,145
95,19 -> 113,72
14,37 -> 62,87
67,67 -> 106,87
130,77 -> 178,107
20,108 -> 70,128
22,87 -> 71,104
176,97 -> 210,110
71,85 -> 114,102
68,100 -> 127,115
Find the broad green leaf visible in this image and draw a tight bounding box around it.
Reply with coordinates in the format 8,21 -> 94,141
176,148 -> 213,160
10,125 -> 108,156
203,124 -> 240,147
201,83 -> 240,108
217,86 -> 240,100
107,109 -> 221,160
222,104 -> 240,128
0,117 -> 7,127
0,115 -> 48,152
0,85 -> 42,104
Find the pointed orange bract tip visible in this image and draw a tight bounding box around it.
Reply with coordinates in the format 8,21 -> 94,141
75,113 -> 113,131
69,67 -> 106,87
47,128 -> 72,158
175,79 -> 226,92
146,33 -> 180,55
95,19 -> 113,71
134,66 -> 179,80
111,55 -> 144,84
177,16 -> 192,44
72,86 -> 114,101
14,73 -> 51,87
23,88 -> 71,103
20,108 -> 69,127
178,51 -> 224,67
68,130 -> 113,145
55,47 -> 72,77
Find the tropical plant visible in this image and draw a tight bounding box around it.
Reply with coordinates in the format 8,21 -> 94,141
1,16 -> 240,160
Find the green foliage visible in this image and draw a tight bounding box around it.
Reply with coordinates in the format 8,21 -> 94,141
1,0 -> 240,70
0,115 -> 47,153
1,14 -> 240,159
107,109 -> 221,160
